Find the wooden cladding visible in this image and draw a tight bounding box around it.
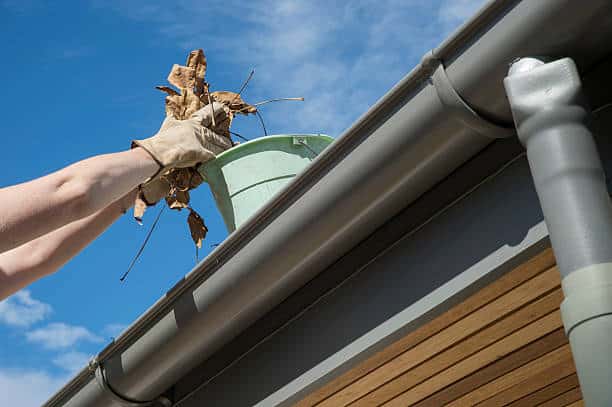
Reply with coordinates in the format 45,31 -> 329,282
296,248 -> 583,406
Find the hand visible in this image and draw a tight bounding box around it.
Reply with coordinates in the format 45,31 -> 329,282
132,102 -> 231,174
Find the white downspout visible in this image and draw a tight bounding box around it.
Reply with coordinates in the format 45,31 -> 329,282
505,57 -> 612,406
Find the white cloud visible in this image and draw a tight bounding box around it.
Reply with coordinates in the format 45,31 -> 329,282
26,322 -> 103,350
0,290 -> 52,328
94,0 -> 488,137
52,351 -> 91,375
0,368 -> 67,407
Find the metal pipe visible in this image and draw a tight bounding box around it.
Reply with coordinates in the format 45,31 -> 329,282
505,57 -> 612,407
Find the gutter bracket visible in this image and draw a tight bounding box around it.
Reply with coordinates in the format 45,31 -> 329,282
92,362 -> 172,407
421,51 -> 514,139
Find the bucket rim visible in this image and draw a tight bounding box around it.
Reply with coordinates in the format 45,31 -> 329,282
214,133 -> 334,161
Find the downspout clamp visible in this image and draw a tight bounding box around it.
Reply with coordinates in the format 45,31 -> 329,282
505,57 -> 612,406
422,51 -> 514,139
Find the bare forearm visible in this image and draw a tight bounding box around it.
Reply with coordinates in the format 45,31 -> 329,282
0,148 -> 157,253
0,191 -> 136,299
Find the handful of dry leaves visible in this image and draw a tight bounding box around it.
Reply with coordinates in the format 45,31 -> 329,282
135,48 -> 257,249
121,49 -> 306,281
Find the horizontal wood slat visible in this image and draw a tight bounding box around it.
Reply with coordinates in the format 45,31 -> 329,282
506,374 -> 579,407
443,344 -> 573,406
353,289 -> 563,406
297,248 -> 584,407
384,312 -> 564,406
539,387 -> 583,407
320,267 -> 560,406
413,329 -> 568,407
474,350 -> 576,406
296,249 -> 555,407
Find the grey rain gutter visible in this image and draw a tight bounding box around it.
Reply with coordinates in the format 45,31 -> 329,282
45,0 -> 612,406
505,58 -> 612,406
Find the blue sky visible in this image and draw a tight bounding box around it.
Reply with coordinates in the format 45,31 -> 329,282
0,0 -> 485,405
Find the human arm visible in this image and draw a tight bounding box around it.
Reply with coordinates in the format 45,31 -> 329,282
0,190 -> 138,300
0,147 -> 158,254
0,103 -> 230,255
0,103 -> 232,298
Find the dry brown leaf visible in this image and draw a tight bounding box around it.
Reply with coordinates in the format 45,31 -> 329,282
189,169 -> 205,189
166,168 -> 195,191
183,91 -> 203,119
210,90 -> 238,104
135,49 -> 249,251
211,91 -> 257,115
164,95 -> 183,118
213,114 -> 233,138
166,189 -> 190,210
186,49 -> 207,94
168,64 -> 196,89
133,191 -> 148,224
176,189 -> 190,205
155,85 -> 180,96
187,209 -> 208,248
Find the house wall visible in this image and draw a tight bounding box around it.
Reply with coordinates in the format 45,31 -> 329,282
298,248 -> 581,406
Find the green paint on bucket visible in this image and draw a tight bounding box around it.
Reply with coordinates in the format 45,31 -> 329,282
199,134 -> 334,232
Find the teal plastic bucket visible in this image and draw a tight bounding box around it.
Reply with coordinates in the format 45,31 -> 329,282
199,134 -> 334,232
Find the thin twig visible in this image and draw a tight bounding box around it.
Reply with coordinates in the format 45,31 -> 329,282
256,110 -> 268,137
236,97 -> 304,114
205,82 -> 216,127
253,97 -> 304,106
229,131 -> 251,142
233,69 -> 255,102
120,205 -> 166,282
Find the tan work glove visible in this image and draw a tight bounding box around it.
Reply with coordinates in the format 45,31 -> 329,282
132,102 -> 232,178
132,103 -> 233,221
